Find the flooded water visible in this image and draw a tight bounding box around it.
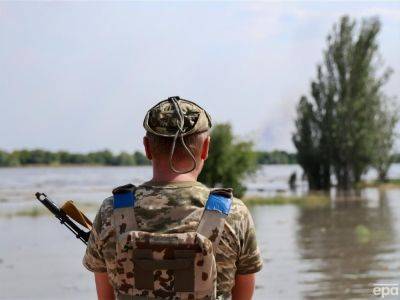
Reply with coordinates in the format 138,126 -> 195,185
252,189 -> 400,300
1,165 -> 400,299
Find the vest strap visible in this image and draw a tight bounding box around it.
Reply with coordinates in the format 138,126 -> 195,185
197,188 -> 233,253
112,184 -> 138,238
117,296 -> 178,300
117,295 -> 157,300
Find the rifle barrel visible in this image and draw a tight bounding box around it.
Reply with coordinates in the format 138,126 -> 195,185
35,192 -> 90,244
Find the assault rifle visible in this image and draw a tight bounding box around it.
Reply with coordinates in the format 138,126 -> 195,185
35,192 -> 92,245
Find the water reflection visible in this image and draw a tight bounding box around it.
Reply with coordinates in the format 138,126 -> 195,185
297,189 -> 400,299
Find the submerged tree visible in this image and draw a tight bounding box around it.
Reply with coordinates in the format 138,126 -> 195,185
372,100 -> 399,181
199,123 -> 258,198
293,16 -> 397,190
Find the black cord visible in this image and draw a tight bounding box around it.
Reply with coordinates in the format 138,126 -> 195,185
168,97 -> 197,174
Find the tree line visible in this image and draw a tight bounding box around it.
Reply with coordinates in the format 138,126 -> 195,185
0,149 -> 151,167
0,148 -> 295,167
256,151 -> 297,165
1,147 -> 398,168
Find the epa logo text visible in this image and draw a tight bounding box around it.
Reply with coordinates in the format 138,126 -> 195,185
373,283 -> 399,298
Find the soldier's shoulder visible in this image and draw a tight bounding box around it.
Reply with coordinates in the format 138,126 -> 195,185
90,195 -> 114,235
98,196 -> 114,222
207,186 -> 248,214
229,197 -> 250,219
99,195 -> 114,211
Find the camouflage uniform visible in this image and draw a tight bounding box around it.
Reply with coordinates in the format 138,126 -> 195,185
83,97 -> 263,299
83,181 -> 263,299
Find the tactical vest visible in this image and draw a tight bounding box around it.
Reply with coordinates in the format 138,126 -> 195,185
111,184 -> 232,300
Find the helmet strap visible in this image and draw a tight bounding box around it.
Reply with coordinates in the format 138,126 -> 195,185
168,97 -> 197,174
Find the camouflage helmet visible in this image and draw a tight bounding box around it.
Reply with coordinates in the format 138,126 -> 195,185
143,96 -> 212,137
143,96 -> 212,174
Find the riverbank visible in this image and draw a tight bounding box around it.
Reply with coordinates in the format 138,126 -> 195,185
243,193 -> 330,207
4,185 -> 400,219
5,184 -> 400,218
357,178 -> 400,189
0,201 -> 99,218
2,194 -> 330,218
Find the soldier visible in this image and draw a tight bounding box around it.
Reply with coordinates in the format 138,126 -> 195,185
83,96 -> 263,300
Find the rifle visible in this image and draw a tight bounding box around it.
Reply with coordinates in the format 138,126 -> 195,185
35,192 -> 92,245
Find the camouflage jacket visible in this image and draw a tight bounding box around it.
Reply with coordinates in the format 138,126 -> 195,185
83,181 -> 263,299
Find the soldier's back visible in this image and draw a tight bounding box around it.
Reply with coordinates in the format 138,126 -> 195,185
84,181 -> 262,299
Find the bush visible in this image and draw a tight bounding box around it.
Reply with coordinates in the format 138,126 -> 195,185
198,123 -> 258,198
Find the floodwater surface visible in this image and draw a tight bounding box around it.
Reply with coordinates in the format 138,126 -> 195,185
0,165 -> 399,299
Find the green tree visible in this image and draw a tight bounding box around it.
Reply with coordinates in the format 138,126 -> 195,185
133,151 -> 151,166
392,153 -> 400,163
115,152 -> 136,166
293,96 -> 327,190
372,100 -> 399,181
293,16 -> 396,190
0,150 -> 10,166
199,123 -> 258,198
7,152 -> 20,166
256,150 -> 297,165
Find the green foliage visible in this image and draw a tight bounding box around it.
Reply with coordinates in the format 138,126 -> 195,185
198,123 -> 258,198
0,151 -> 10,166
133,151 -> 150,166
114,152 -> 136,166
371,100 -> 399,181
0,149 -> 150,167
393,153 -> 400,163
256,150 -> 297,165
293,15 -> 398,190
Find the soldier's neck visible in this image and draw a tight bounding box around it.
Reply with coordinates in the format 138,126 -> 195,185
150,163 -> 199,183
151,173 -> 198,183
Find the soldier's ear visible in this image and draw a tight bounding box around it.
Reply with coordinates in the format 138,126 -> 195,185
143,136 -> 153,160
200,136 -> 210,160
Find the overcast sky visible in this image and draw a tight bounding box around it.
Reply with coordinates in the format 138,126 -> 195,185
1,1 -> 399,153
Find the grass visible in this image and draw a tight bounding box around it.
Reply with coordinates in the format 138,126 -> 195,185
14,207 -> 44,217
0,206 -> 49,218
243,193 -> 330,208
1,201 -> 99,218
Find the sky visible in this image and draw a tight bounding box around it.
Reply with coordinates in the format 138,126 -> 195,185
1,1 -> 399,153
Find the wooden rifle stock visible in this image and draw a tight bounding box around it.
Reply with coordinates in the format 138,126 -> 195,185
35,192 -> 91,245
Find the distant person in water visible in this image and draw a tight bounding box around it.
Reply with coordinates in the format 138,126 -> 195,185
289,172 -> 297,190
82,96 -> 263,300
